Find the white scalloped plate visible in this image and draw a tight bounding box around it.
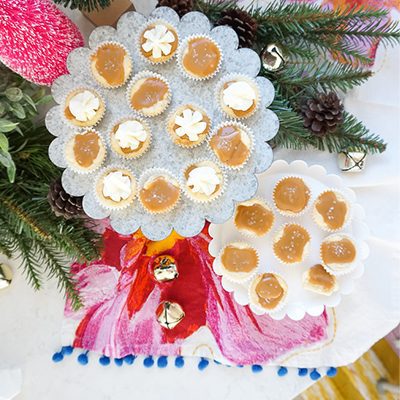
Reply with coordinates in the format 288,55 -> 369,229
209,160 -> 370,321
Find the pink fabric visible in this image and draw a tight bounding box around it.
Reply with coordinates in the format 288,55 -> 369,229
65,227 -> 329,365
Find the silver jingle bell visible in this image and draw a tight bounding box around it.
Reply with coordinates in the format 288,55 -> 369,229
261,44 -> 285,72
0,263 -> 13,290
156,301 -> 185,330
152,255 -> 179,282
338,151 -> 367,173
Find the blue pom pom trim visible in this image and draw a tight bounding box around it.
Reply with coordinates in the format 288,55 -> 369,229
51,345 -> 334,379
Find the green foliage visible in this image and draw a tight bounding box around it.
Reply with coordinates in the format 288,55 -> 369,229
52,0 -> 111,12
194,0 -> 400,154
0,65 -> 51,182
0,65 -> 101,308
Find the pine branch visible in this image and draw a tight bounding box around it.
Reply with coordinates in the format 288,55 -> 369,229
269,60 -> 373,97
52,0 -> 111,12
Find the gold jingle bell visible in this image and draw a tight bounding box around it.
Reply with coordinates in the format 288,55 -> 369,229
0,263 -> 13,290
152,255 -> 179,282
156,301 -> 185,330
261,44 -> 285,72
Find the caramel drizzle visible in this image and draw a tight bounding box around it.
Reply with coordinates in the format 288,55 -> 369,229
73,131 -> 100,167
140,177 -> 180,212
255,273 -> 285,309
274,224 -> 310,263
274,177 -> 310,213
182,37 -> 220,78
221,245 -> 258,273
210,125 -> 249,167
93,44 -> 126,86
316,191 -> 347,230
321,238 -> 356,265
308,264 -> 336,290
130,78 -> 168,110
235,203 -> 274,236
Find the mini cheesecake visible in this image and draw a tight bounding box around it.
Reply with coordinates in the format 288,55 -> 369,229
273,224 -> 310,264
219,242 -> 258,282
90,42 -> 132,88
303,264 -> 338,296
139,173 -> 180,214
209,122 -> 252,169
179,35 -> 222,80
249,273 -> 288,311
64,88 -> 105,127
128,72 -> 170,117
65,130 -> 106,173
139,21 -> 179,64
320,234 -> 357,274
313,190 -> 350,231
273,177 -> 311,216
234,199 -> 274,237
184,161 -> 223,202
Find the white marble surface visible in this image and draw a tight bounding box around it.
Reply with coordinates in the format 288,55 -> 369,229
0,1 -> 399,399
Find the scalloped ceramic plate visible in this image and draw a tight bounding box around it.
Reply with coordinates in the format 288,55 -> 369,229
45,7 -> 279,241
209,160 -> 370,321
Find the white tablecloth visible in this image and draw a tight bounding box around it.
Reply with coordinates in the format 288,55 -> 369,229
0,1 -> 399,399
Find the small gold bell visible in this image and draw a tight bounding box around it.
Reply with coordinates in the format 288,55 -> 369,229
156,301 -> 185,330
0,263 -> 13,290
152,255 -> 179,282
261,44 -> 285,72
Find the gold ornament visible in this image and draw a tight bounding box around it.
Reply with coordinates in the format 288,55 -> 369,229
152,255 -> 179,282
0,263 -> 13,290
338,151 -> 367,173
261,44 -> 285,72
156,301 -> 185,329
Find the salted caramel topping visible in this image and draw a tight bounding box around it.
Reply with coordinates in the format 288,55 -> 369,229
92,44 -> 126,86
316,191 -> 347,230
235,203 -> 274,236
210,125 -> 250,167
308,264 -> 335,290
274,224 -> 310,263
130,77 -> 168,110
255,273 -> 285,310
221,245 -> 258,273
73,131 -> 100,167
321,238 -> 356,265
139,176 -> 180,212
274,177 -> 310,213
182,37 -> 221,78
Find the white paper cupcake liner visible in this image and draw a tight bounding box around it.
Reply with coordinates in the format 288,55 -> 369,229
94,165 -> 137,211
312,188 -> 353,233
320,233 -> 359,276
137,18 -> 180,65
108,116 -> 152,160
64,129 -> 107,174
138,167 -> 181,214
216,242 -> 259,284
233,197 -> 275,238
207,120 -> 254,171
248,271 -> 289,315
177,34 -> 223,81
181,159 -> 226,203
214,73 -> 261,120
126,71 -> 171,117
62,87 -> 106,129
272,175 -> 313,218
90,41 -> 133,89
166,104 -> 211,149
272,223 -> 311,266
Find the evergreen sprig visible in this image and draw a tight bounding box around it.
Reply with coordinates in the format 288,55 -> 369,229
193,0 -> 400,154
53,0 -> 111,12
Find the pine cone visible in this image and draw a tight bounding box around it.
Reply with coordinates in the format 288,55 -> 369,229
301,92 -> 344,137
216,8 -> 258,48
47,178 -> 84,219
156,0 -> 193,17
